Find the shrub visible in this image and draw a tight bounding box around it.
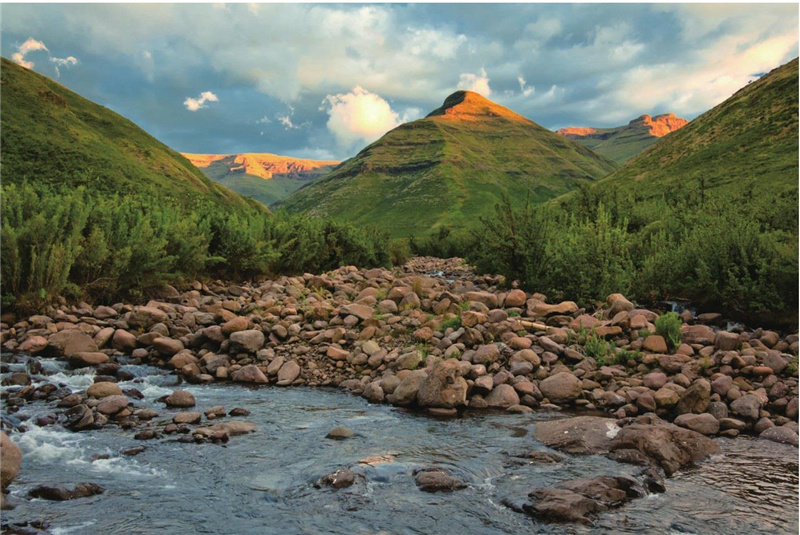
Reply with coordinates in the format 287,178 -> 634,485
655,312 -> 682,352
584,332 -> 615,364
439,316 -> 462,332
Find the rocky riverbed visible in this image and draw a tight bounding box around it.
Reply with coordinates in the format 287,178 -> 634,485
0,257 -> 798,532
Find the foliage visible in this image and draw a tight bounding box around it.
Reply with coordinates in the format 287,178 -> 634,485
655,312 -> 683,352
439,316 -> 462,332
583,332 -> 616,365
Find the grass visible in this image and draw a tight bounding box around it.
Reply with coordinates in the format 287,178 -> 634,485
279,91 -> 617,237
439,316 -> 462,332
655,312 -> 682,352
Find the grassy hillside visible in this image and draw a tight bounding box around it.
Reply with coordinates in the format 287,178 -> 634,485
600,59 -> 798,194
183,153 -> 337,206
280,91 -> 617,237
0,57 -> 259,212
557,114 -> 688,164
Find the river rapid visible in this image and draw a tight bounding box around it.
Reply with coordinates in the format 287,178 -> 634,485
1,357 -> 798,535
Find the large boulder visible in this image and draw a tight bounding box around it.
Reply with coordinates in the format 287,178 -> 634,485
47,330 -> 98,357
127,306 -> 168,329
165,390 -> 196,408
531,301 -> 578,318
485,384 -> 520,409
525,475 -> 644,524
534,416 -> 619,455
610,418 -> 721,476
86,382 -> 123,399
675,379 -> 711,415
152,337 -> 184,356
730,395 -> 762,421
504,289 -> 527,308
417,361 -> 468,409
673,413 -> 720,436
759,426 -> 799,447
229,330 -> 265,353
277,360 -> 301,386
539,372 -> 582,404
1,432 -> 22,488
387,370 -> 428,406
231,365 -> 268,384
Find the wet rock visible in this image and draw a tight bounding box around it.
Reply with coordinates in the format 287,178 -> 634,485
534,416 -> 619,455
525,475 -> 645,524
417,360 -> 468,409
121,446 -> 146,456
485,384 -> 520,409
414,468 -> 466,493
1,432 -> 22,488
610,418 -> 721,476
165,390 -> 196,408
539,372 -> 582,403
231,365 -> 268,384
229,408 -> 250,417
173,412 -> 202,425
387,370 -> 427,406
673,413 -> 719,436
96,395 -> 129,415
675,379 -> 711,415
759,426 -> 799,446
69,352 -> 110,367
134,429 -> 158,440
316,468 -> 357,489
29,483 -> 104,501
86,382 -> 122,399
326,426 -> 354,440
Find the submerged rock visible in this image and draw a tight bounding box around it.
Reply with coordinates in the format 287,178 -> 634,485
414,468 -> 467,493
29,483 -> 104,501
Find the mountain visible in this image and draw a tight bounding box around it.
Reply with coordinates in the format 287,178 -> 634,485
556,113 -> 688,164
0,57 -> 259,212
183,152 -> 339,206
598,58 -> 798,196
280,90 -> 617,237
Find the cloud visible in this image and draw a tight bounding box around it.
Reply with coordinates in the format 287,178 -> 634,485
50,55 -> 78,77
518,75 -> 534,97
11,37 -> 48,69
457,68 -> 491,96
322,86 -> 411,147
183,91 -> 218,111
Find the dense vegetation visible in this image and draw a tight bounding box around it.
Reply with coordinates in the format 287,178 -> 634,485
0,58 -> 390,311
280,90 -> 617,237
1,181 -> 390,310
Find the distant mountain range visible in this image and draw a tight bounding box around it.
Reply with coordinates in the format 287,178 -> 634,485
279,90 -> 617,237
182,153 -> 339,206
556,113 -> 688,164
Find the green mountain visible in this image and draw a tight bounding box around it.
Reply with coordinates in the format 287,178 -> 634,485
0,57 -> 260,212
182,152 -> 338,205
556,113 -> 688,164
598,58 -> 798,195
280,90 -> 617,237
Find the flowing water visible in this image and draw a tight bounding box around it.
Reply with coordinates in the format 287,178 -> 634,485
1,358 -> 797,534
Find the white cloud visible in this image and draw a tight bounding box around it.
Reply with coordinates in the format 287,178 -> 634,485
183,91 -> 219,111
11,37 -> 48,69
322,86 -> 408,147
50,55 -> 78,77
518,75 -> 534,97
457,68 -> 491,97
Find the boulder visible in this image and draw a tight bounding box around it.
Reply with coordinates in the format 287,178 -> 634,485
682,325 -> 715,346
47,330 -> 98,357
759,426 -> 799,447
29,483 -> 104,501
96,395 -> 129,415
127,306 -> 168,329
532,301 -> 578,317
229,330 -> 265,353
525,475 -> 644,524
715,331 -> 740,351
0,432 -> 22,488
675,379 -> 711,415
112,329 -> 138,351
165,390 -> 196,408
86,382 -> 123,399
316,468 -> 357,489
70,352 -> 110,367
730,395 -> 762,420
339,304 -> 373,321
417,361 -> 468,409
231,365 -> 269,384
485,384 -> 520,409
414,469 -> 466,493
173,412 -> 202,425
504,289 -> 527,308
673,413 -> 719,436
152,337 -> 184,356
534,416 -> 619,455
326,426 -> 354,440
387,370 -> 428,406
642,335 -> 668,354
540,372 -> 582,404
18,335 -> 48,354
277,360 -> 301,386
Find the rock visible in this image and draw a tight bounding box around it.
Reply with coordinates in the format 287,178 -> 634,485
532,301 -> 578,317
539,372 -> 582,404
112,329 -> 138,351
683,325 -> 715,345
607,294 -> 635,316
0,432 -> 22,488
29,483 -> 104,501
173,412 -> 202,425
47,330 -> 98,357
231,365 -> 268,384
165,390 -> 196,408
654,387 -> 680,408
128,306 -> 168,329
730,395 -> 762,420
18,335 -> 48,354
229,330 -> 265,353
534,416 -> 619,455
201,421 -> 255,437
610,419 -> 721,476
395,351 -> 423,370
525,475 -> 643,524
715,331 -> 740,351
414,469 -> 466,493
763,352 -> 788,374
485,384 -> 520,409
642,335 -> 668,354
221,316 -> 249,335
340,304 -> 373,321
70,352 -> 110,367
675,380 -> 711,415
759,426 -> 799,447
96,395 -> 129,415
277,360 -> 301,386
152,337 -> 184,356
504,290 -> 527,308
326,426 -> 354,440
474,344 -> 501,365
643,372 -> 668,390
711,375 -> 733,397
387,370 -> 427,406
86,382 -> 122,399
417,361 -> 468,409
317,468 -> 357,489
673,413 -> 719,435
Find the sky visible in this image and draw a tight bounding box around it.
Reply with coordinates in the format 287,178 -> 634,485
2,3 -> 798,160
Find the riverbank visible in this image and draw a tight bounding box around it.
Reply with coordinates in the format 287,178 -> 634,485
1,257 -> 798,528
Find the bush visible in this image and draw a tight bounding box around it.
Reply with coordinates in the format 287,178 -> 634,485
655,312 -> 682,352
388,239 -> 411,266
583,332 -> 615,364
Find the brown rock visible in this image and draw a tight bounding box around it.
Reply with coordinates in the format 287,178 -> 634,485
1,432 -> 22,488
540,372 -> 582,403
231,364 -> 269,384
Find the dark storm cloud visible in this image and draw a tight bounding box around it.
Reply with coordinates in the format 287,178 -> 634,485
1,3 -> 796,160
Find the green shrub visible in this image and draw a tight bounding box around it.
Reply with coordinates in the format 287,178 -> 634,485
439,316 -> 462,332
583,333 -> 615,364
655,312 -> 682,352
389,239 -> 411,266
